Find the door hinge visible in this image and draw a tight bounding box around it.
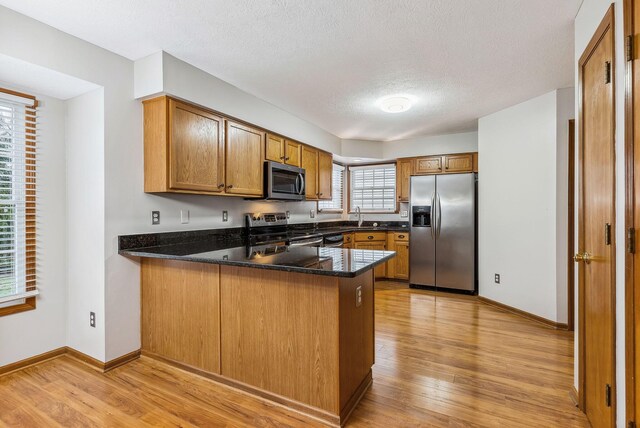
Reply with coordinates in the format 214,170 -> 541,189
606,383 -> 612,407
629,228 -> 636,254
605,61 -> 612,84
627,35 -> 634,62
605,223 -> 611,245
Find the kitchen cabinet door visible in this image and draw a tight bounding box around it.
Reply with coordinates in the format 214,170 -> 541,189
413,156 -> 443,175
354,242 -> 386,278
443,154 -> 473,173
385,234 -> 396,278
168,99 -> 225,192
284,140 -> 302,167
225,121 -> 265,196
397,159 -> 412,202
318,151 -> 333,200
302,146 -> 319,200
266,133 -> 285,163
394,241 -> 410,280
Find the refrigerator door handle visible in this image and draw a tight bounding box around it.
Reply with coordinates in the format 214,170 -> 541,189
430,192 -> 436,239
436,192 -> 442,238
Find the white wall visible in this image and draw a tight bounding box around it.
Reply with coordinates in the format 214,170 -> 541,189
478,90 -> 571,323
382,131 -> 478,159
66,88 -> 106,361
574,1 -> 626,425
0,92 -> 68,367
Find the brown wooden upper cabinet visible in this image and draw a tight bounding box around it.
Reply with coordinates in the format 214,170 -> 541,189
413,156 -> 443,175
225,121 -> 265,196
397,159 -> 412,202
317,151 -> 332,200
265,133 -> 302,167
413,153 -> 475,175
301,146 -> 332,200
143,96 -> 264,197
443,153 -> 473,173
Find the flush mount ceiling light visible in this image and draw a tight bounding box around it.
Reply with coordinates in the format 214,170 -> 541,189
378,95 -> 415,113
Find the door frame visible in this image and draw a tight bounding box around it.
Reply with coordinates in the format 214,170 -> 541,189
577,4 -> 617,421
568,119 -> 575,332
626,0 -> 637,425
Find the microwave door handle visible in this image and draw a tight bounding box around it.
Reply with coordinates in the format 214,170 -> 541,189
298,173 -> 305,195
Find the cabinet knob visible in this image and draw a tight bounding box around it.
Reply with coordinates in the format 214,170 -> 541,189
398,235 -> 405,239
218,183 -> 225,189
319,193 -> 323,196
280,156 -> 285,160
285,157 -> 290,161
368,236 -> 373,240
227,184 -> 234,189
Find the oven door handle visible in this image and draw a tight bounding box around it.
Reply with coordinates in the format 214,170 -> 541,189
289,238 -> 323,247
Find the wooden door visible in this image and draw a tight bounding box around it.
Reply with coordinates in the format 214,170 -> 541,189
413,156 -> 443,175
284,140 -> 302,167
394,241 -> 409,280
318,151 -> 333,200
443,154 -> 473,173
354,242 -> 386,278
302,146 -> 318,200
577,6 -> 616,427
266,133 -> 285,163
169,100 -> 224,192
225,121 -> 265,196
397,159 -> 412,202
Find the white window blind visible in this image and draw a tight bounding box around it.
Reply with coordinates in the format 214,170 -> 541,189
318,163 -> 344,212
349,164 -> 396,212
0,90 -> 38,306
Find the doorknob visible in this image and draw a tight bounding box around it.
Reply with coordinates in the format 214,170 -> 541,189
573,252 -> 592,264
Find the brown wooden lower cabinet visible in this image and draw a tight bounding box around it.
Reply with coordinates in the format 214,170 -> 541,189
140,259 -> 374,427
385,231 -> 410,280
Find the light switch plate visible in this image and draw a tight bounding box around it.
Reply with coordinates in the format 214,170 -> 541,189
310,209 -> 315,219
222,211 -> 228,222
180,210 -> 190,224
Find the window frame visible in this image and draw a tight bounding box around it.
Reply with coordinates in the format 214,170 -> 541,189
0,87 -> 38,317
348,162 -> 398,214
317,162 -> 345,213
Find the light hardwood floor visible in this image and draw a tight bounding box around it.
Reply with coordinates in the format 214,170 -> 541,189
0,281 -> 588,427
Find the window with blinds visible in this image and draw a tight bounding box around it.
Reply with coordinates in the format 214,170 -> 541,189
318,163 -> 345,212
0,88 -> 38,314
349,164 -> 396,212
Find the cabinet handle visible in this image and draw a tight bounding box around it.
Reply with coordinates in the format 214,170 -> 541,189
319,193 -> 323,196
285,157 -> 290,161
398,235 -> 405,239
280,156 -> 285,160
218,183 -> 225,189
368,236 -> 373,240
227,184 -> 233,189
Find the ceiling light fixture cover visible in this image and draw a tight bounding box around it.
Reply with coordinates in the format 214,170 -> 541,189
379,95 -> 414,113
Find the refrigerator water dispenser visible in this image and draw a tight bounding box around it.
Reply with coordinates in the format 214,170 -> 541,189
412,206 -> 431,227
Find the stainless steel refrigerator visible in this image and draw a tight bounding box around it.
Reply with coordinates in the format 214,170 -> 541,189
409,173 -> 476,292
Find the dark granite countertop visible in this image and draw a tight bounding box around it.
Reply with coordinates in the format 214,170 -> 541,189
120,243 -> 395,278
118,220 -> 406,277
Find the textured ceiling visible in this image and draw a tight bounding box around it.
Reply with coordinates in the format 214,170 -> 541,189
0,0 -> 581,141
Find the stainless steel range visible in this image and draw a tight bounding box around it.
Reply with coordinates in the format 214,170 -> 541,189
246,212 -> 324,247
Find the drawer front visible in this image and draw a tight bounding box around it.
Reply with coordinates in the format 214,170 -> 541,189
355,231 -> 387,242
393,232 -> 409,241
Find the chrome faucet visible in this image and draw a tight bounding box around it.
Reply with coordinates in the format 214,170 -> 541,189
356,206 -> 363,227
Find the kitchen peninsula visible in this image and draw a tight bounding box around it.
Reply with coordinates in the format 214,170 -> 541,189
119,224 -> 395,427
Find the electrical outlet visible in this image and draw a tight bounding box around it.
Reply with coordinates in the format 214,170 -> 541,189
355,286 -> 362,307
222,211 -> 228,222
180,210 -> 189,224
286,211 -> 290,219
495,274 -> 501,284
90,312 -> 96,328
151,211 -> 160,225
310,209 -> 315,219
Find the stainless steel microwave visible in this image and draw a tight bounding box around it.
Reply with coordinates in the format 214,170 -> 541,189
263,161 -> 306,201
